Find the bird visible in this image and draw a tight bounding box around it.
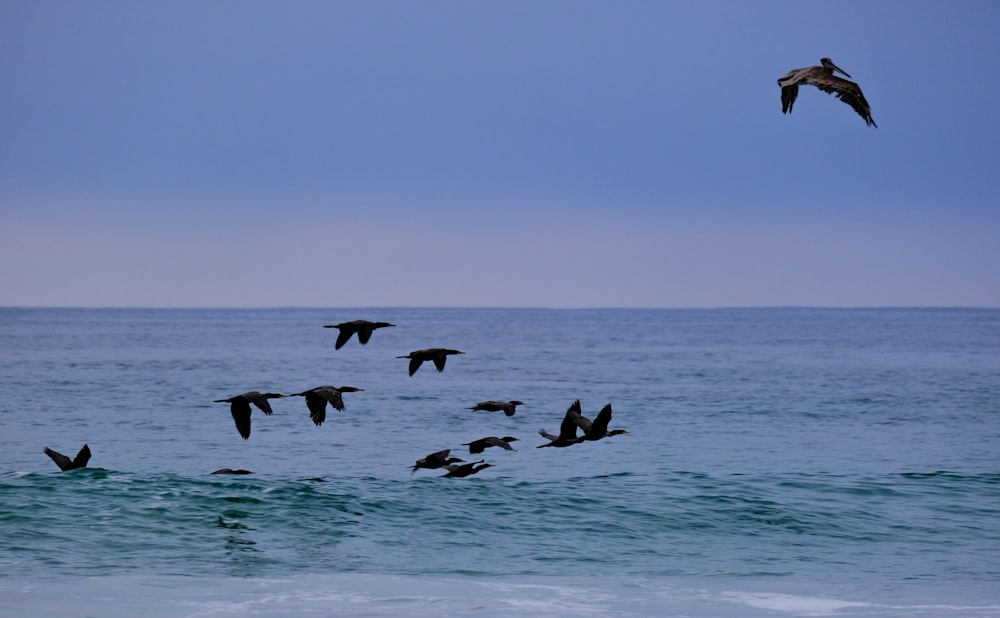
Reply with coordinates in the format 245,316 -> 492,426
397,348 -> 464,376
569,402 -> 628,442
43,444 -> 91,471
323,320 -> 396,350
463,436 -> 519,454
213,391 -> 286,439
537,401 -> 585,448
211,468 -> 253,475
777,57 -> 877,127
468,400 -> 523,417
288,385 -> 364,426
442,460 -> 494,478
411,449 -> 464,473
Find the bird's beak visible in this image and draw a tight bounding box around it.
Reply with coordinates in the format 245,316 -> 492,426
829,60 -> 851,78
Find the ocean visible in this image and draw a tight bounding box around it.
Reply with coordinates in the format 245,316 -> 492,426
1,307 -> 998,616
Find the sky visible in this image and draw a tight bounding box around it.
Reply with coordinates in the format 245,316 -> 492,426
1,1 -> 998,308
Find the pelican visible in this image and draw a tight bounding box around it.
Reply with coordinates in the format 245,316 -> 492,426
397,348 -> 464,376
43,443 -> 91,471
214,391 -> 287,439
778,58 -> 877,127
569,401 -> 628,442
288,385 -> 364,426
323,320 -> 396,350
468,400 -> 523,417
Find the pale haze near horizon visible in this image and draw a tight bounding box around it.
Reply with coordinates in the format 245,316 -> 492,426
2,1 -> 998,308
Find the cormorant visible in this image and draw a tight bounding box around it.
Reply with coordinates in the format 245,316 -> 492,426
411,448 -> 464,473
570,402 -> 628,441
442,460 -> 494,478
463,436 -> 519,454
43,444 -> 91,471
323,320 -> 396,350
211,468 -> 253,475
468,400 -> 523,417
397,348 -> 464,376
537,400 -> 586,448
213,391 -> 286,439
288,385 -> 364,426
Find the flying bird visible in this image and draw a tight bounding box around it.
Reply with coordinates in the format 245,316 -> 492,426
777,57 -> 877,127
537,401 -> 585,448
397,348 -> 464,376
569,402 -> 628,442
442,460 -> 495,478
43,443 -> 91,471
288,385 -> 364,426
411,449 -> 464,473
214,391 -> 286,439
463,436 -> 519,454
323,320 -> 396,350
468,400 -> 523,417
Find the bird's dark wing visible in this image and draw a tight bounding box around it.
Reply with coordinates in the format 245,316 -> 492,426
464,439 -> 486,454
590,404 -> 613,437
560,401 -> 584,440
408,357 -> 424,376
356,326 -> 374,345
432,354 -> 448,372
247,394 -> 274,415
808,74 -> 877,127
73,444 -> 92,468
781,84 -> 798,114
502,404 -> 516,417
567,401 -> 592,436
304,391 -> 330,426
316,387 -> 346,411
44,447 -> 73,471
229,400 -> 252,439
334,327 -> 355,350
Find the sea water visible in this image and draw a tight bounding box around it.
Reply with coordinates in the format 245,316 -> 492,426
1,307 -> 998,616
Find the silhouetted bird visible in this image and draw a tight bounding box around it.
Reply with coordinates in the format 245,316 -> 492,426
211,468 -> 253,475
463,436 -> 519,454
468,400 -> 523,417
537,400 -> 586,448
569,402 -> 628,442
214,391 -> 286,439
288,385 -> 364,426
43,444 -> 91,471
411,449 -> 464,473
442,460 -> 494,478
323,320 -> 396,350
397,348 -> 464,376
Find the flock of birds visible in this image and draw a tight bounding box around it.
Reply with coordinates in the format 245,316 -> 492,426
42,57 -> 875,473
43,318 -> 628,478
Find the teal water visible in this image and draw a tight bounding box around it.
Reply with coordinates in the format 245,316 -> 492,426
1,308 -> 999,616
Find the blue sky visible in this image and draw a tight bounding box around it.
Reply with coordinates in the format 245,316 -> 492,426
2,1 -> 998,307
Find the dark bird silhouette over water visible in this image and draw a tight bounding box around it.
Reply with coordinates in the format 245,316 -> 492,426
289,385 -> 364,426
43,444 -> 91,471
211,468 -> 253,475
569,402 -> 628,442
463,436 -> 519,454
468,400 -> 523,417
397,348 -> 464,376
442,460 -> 494,478
213,391 -> 286,439
537,400 -> 586,448
411,449 -> 464,473
323,320 -> 396,350
778,57 -> 877,127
